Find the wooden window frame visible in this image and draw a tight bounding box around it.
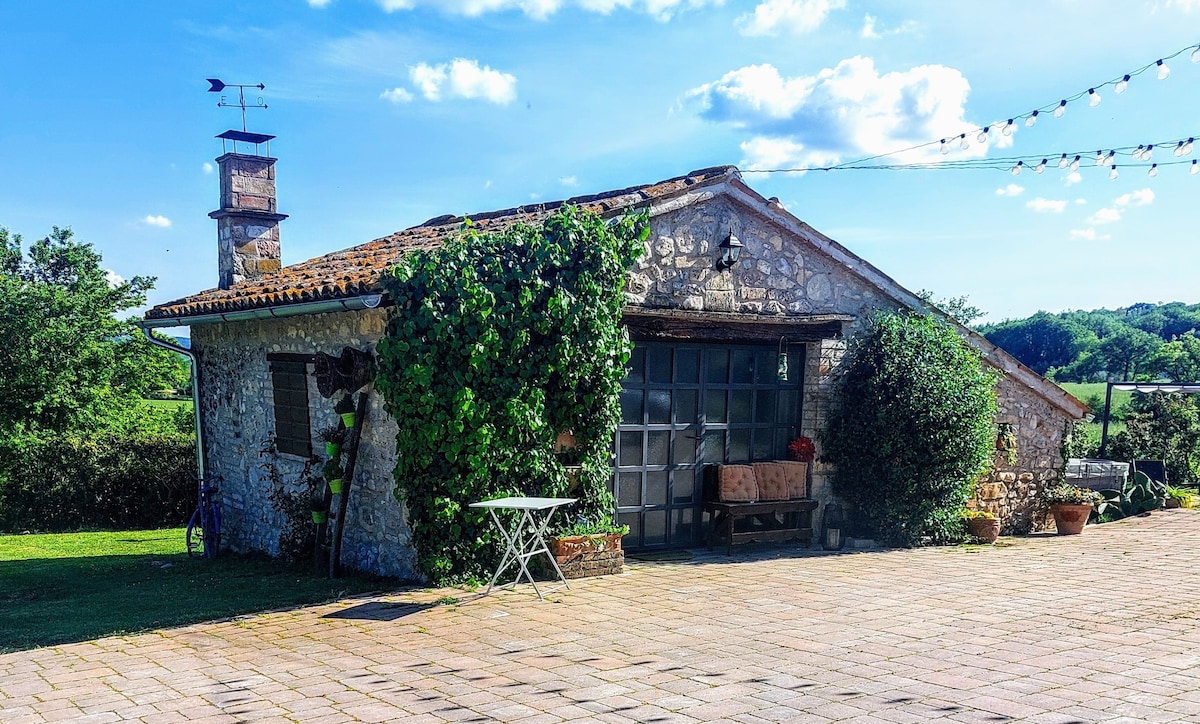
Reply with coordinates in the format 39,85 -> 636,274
268,354 -> 315,458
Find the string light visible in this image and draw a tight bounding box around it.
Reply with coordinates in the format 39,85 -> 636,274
1011,161 -> 1023,175
1109,166 -> 1119,180
1088,88 -> 1101,107
1069,155 -> 1081,171
1185,138 -> 1195,156
1095,150 -> 1106,166
1157,59 -> 1171,80
1035,158 -> 1048,174
1149,164 -> 1159,177
1025,111 -> 1039,127
940,138 -> 949,155
1145,144 -> 1155,161
1193,47 -> 1200,63
977,126 -> 990,143
1115,74 -> 1130,93
1192,160 -> 1199,175
1002,119 -> 1015,136
959,133 -> 970,150
1053,100 -> 1067,118
1133,144 -> 1146,160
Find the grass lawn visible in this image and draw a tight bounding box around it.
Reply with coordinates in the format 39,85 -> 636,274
142,398 -> 192,411
0,529 -> 394,652
1058,382 -> 1133,414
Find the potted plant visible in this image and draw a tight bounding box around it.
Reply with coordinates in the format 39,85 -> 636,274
554,430 -> 577,452
335,394 -> 356,429
962,509 -> 1000,544
1166,486 -> 1197,509
319,426 -> 344,458
787,436 -> 816,463
323,459 -> 345,495
1041,481 -> 1102,535
550,518 -> 629,578
310,498 -> 328,525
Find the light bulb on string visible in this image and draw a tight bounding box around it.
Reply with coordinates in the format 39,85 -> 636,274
1109,166 -> 1119,180
1057,153 -> 1069,169
1133,144 -> 1145,160
1184,138 -> 1195,156
1035,159 -> 1047,174
940,138 -> 950,155
1002,119 -> 1014,136
977,126 -> 990,143
1115,74 -> 1130,94
1145,144 -> 1154,161
1176,141 -> 1186,157
1157,59 -> 1170,80
1088,89 -> 1101,107
1095,150 -> 1105,166
1192,46 -> 1200,63
1149,164 -> 1159,178
1025,111 -> 1038,128
1053,100 -> 1067,118
959,133 -> 969,150
1069,155 -> 1081,171
1192,160 -> 1199,175
1104,150 -> 1115,166
1011,161 -> 1023,176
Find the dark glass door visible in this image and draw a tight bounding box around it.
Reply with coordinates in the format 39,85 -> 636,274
614,342 -> 805,550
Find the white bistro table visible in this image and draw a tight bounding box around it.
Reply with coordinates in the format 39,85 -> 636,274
470,496 -> 576,600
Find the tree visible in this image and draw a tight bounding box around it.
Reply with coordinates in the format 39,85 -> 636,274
821,312 -> 998,546
916,289 -> 985,326
1147,331 -> 1200,383
1097,327 -> 1160,381
0,226 -> 174,437
980,312 -> 1095,376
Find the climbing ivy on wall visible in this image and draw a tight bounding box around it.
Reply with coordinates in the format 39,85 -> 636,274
376,206 -> 649,583
821,312 -> 999,547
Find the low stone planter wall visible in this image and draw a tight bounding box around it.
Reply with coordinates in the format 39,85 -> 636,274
550,534 -> 624,579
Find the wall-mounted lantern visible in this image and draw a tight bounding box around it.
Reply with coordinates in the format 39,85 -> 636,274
716,230 -> 744,269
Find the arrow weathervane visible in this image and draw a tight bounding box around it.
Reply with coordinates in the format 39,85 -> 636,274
207,78 -> 268,132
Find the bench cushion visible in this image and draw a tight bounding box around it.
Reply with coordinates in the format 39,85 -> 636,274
718,464 -> 758,502
779,461 -> 808,498
752,462 -> 789,501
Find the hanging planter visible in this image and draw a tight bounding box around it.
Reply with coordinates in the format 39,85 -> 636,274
319,426 -> 345,458
323,459 -> 345,495
328,478 -> 345,495
311,509 -> 328,524
335,394 -> 357,429
554,431 -> 577,452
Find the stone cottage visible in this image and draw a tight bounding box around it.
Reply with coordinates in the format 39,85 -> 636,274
140,150 -> 1088,579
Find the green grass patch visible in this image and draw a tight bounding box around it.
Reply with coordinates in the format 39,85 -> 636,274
0,529 -> 393,652
1059,382 -> 1133,414
141,398 -> 192,411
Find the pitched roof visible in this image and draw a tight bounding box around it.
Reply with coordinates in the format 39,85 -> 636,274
143,166 -> 739,321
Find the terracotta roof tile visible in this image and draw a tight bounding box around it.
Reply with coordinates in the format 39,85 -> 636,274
145,166 -> 737,321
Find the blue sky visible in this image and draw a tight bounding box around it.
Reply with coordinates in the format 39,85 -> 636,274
2,1 -> 1199,328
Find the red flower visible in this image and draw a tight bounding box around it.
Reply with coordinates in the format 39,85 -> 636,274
788,436 -> 815,463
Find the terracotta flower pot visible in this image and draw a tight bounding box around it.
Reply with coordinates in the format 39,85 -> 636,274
550,533 -> 623,558
966,517 -> 1000,543
1051,503 -> 1093,535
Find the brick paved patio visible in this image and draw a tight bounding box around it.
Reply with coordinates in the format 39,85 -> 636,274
5,511 -> 1200,723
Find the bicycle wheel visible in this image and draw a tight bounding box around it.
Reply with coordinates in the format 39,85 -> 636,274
202,503 -> 221,559
185,508 -> 203,557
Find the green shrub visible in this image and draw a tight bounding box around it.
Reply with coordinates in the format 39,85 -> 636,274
0,433 -> 195,532
376,206 -> 647,584
821,312 -> 999,547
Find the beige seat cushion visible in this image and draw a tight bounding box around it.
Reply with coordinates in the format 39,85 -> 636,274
752,462 -> 790,501
718,465 -> 758,502
778,461 -> 808,498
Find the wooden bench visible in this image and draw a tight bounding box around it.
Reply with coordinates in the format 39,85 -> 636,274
703,462 -> 817,555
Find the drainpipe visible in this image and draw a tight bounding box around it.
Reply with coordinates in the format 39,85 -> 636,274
141,329 -> 205,482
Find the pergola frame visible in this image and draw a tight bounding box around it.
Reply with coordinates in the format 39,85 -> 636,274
1098,381 -> 1200,458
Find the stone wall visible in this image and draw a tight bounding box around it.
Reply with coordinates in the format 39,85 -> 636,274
970,374 -> 1072,533
191,308 -> 417,579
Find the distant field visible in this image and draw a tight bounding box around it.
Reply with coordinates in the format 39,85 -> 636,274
1058,382 -> 1133,415
142,398 -> 192,411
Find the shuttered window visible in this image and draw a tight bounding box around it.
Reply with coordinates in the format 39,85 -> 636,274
270,360 -> 312,457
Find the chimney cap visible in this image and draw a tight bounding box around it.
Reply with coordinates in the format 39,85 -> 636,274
216,129 -> 275,145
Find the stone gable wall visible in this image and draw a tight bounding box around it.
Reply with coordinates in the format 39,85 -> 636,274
191,308 -> 417,579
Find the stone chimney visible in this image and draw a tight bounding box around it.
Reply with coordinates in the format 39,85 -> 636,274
209,153 -> 288,290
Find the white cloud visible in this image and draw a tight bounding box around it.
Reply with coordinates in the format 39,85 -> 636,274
1115,188 -> 1155,207
1087,207 -> 1122,225
202,162 -> 214,175
559,175 -> 579,187
1026,198 -> 1067,213
737,0 -> 845,36
142,215 -> 171,228
689,55 -> 985,169
1064,171 -> 1082,186
1070,228 -> 1111,241
104,270 -> 124,288
860,13 -> 916,39
308,0 -> 333,6
410,59 -> 517,104
995,183 -> 1024,197
380,87 -> 414,103
377,0 -> 721,20
1075,198 -> 1087,205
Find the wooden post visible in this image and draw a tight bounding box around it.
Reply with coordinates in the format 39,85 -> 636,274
1098,382 -> 1115,459
329,391 -> 370,578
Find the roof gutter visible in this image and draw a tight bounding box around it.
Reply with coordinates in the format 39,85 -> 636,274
140,329 -> 205,482
136,293 -> 385,329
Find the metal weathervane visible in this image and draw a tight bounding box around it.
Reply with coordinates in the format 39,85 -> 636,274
206,78 -> 274,155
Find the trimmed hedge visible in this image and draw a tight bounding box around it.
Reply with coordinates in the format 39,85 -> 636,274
0,434 -> 196,532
